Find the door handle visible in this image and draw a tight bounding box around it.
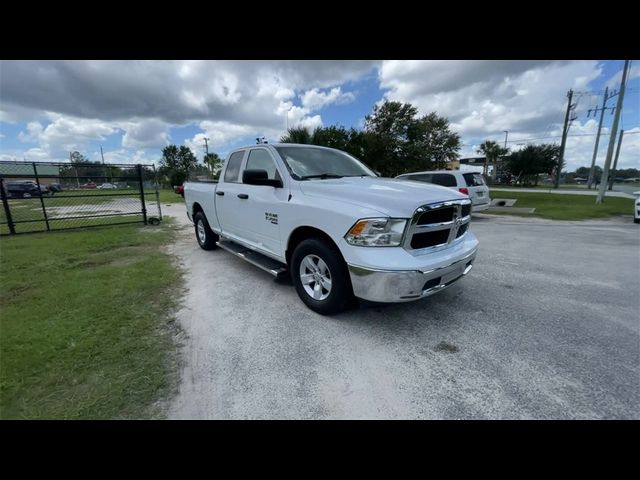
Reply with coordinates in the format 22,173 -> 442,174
216,191 -> 225,196
237,194 -> 249,199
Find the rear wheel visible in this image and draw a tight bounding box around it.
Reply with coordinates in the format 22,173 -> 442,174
194,211 -> 218,250
291,238 -> 353,315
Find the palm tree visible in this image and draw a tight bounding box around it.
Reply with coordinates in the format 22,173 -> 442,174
280,127 -> 311,144
477,140 -> 509,181
204,153 -> 222,177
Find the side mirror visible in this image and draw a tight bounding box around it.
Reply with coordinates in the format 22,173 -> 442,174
242,169 -> 283,188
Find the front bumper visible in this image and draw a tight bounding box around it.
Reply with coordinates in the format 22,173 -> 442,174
348,248 -> 477,303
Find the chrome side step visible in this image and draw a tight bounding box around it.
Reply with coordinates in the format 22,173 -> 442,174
216,240 -> 288,278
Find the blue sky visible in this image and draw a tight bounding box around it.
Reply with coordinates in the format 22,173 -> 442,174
1,60 -> 638,172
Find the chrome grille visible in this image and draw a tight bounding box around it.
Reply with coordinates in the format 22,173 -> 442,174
404,199 -> 472,252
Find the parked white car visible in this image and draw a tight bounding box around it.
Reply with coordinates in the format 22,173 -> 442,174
395,170 -> 491,212
97,183 -> 118,189
184,144 -> 479,315
634,191 -> 640,224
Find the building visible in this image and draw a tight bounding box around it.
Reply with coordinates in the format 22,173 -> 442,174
0,163 -> 60,186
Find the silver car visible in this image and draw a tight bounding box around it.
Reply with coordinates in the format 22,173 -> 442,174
396,170 -> 491,212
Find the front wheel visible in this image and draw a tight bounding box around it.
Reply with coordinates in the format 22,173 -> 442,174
194,211 -> 218,250
291,238 -> 353,315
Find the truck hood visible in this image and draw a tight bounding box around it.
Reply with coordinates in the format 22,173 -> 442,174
298,176 -> 467,217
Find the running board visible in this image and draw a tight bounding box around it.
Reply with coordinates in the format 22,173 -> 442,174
216,240 -> 288,278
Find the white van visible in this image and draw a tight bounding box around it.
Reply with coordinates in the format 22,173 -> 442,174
396,171 -> 491,212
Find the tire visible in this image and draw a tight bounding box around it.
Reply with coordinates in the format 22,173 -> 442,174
634,218 -> 639,224
194,211 -> 218,250
291,237 -> 353,315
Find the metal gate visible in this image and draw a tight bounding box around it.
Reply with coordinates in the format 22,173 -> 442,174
0,161 -> 162,235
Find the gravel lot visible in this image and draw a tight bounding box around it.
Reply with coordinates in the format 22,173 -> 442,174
164,203 -> 639,419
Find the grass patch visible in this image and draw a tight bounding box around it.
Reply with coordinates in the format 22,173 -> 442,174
0,221 -> 182,419
154,189 -> 185,204
487,191 -> 634,220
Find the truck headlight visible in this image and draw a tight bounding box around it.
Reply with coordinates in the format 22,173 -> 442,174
345,218 -> 407,247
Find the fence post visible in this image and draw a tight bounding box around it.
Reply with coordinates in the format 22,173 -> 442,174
33,162 -> 51,231
137,164 -> 148,225
0,177 -> 16,234
153,164 -> 162,221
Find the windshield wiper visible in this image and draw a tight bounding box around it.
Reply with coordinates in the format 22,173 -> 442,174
300,173 -> 344,180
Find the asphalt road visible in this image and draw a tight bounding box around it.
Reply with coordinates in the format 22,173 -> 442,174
164,203 -> 639,419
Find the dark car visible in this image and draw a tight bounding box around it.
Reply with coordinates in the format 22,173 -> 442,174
4,181 -> 43,198
48,183 -> 63,193
80,182 -> 97,189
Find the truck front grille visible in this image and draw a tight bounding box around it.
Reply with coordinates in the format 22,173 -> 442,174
417,207 -> 455,225
404,199 -> 472,252
410,230 -> 450,249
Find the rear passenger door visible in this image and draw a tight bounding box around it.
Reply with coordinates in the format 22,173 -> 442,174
216,150 -> 246,239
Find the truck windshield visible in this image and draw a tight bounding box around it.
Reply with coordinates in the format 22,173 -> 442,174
274,146 -> 376,180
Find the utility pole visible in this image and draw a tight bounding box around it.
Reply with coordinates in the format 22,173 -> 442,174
100,145 -> 112,184
608,129 -> 624,191
503,130 -> 508,148
71,151 -> 80,189
597,60 -> 630,204
203,137 -> 211,173
586,87 -> 615,189
555,89 -> 577,189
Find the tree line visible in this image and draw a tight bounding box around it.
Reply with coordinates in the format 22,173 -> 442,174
280,101 -> 461,177
152,99 -> 573,187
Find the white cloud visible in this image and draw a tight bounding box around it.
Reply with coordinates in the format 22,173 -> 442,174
300,87 -> 355,110
379,60 -> 603,138
121,119 -> 170,149
99,148 -> 159,165
18,121 -> 44,142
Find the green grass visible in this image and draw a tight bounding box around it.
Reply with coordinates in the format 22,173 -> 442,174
491,184 -> 589,190
0,221 -> 182,419
487,191 -> 634,220
155,188 -> 185,204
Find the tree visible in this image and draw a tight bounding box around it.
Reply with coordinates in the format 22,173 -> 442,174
70,151 -> 91,163
280,101 -> 460,177
504,144 -> 560,185
280,127 -> 312,144
158,145 -> 198,186
204,152 -> 223,178
477,140 -> 509,180
364,101 -> 461,176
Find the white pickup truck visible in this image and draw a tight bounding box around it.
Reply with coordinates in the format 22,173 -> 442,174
184,143 -> 479,315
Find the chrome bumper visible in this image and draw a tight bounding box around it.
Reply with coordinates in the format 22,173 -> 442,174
347,249 -> 477,303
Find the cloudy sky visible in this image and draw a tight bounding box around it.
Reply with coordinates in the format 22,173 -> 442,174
0,60 -> 638,172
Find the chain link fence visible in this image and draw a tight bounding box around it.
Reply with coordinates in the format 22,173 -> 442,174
0,161 -> 162,235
